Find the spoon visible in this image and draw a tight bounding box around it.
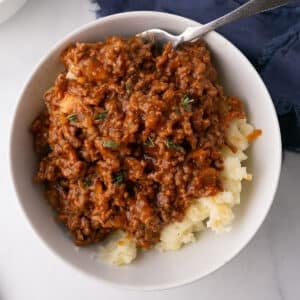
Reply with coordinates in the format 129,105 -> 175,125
138,0 -> 294,48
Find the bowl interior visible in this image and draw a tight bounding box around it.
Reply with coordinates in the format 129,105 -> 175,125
10,11 -> 281,290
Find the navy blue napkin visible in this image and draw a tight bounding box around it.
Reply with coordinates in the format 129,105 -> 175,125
93,0 -> 300,152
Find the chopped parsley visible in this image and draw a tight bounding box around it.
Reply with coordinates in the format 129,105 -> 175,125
165,139 -> 183,151
175,108 -> 181,115
144,137 -> 155,147
83,178 -> 92,188
95,110 -> 108,121
113,172 -> 124,185
182,94 -> 194,112
67,113 -> 77,122
125,82 -> 132,92
102,140 -> 118,148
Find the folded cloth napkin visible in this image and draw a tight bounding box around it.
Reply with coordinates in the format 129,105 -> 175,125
93,0 -> 300,152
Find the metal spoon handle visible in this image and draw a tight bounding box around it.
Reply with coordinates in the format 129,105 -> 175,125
180,0 -> 294,43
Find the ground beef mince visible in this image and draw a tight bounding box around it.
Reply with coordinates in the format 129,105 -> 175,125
31,37 -> 245,249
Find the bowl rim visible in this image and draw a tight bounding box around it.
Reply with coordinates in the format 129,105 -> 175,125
9,10 -> 282,291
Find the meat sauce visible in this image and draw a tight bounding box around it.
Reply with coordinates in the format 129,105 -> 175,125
31,37 -> 244,248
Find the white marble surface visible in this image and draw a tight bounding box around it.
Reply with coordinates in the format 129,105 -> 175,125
0,1 -> 299,299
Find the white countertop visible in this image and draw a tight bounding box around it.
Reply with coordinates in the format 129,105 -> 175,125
1,1 -> 299,299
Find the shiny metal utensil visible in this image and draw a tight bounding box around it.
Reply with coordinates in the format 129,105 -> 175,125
138,0 -> 294,48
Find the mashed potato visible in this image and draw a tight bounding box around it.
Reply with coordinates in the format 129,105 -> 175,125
99,118 -> 255,265
99,231 -> 137,265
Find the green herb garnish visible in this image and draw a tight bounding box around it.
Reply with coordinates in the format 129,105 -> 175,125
102,140 -> 118,148
144,137 -> 155,147
182,95 -> 194,112
95,110 -> 108,121
67,114 -> 77,122
165,139 -> 183,151
83,178 -> 92,188
125,82 -> 132,92
113,172 -> 124,185
175,108 -> 181,115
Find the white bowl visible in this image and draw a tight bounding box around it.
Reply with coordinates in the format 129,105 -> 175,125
10,11 -> 282,290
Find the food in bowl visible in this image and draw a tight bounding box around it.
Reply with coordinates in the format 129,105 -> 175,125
31,36 -> 261,265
